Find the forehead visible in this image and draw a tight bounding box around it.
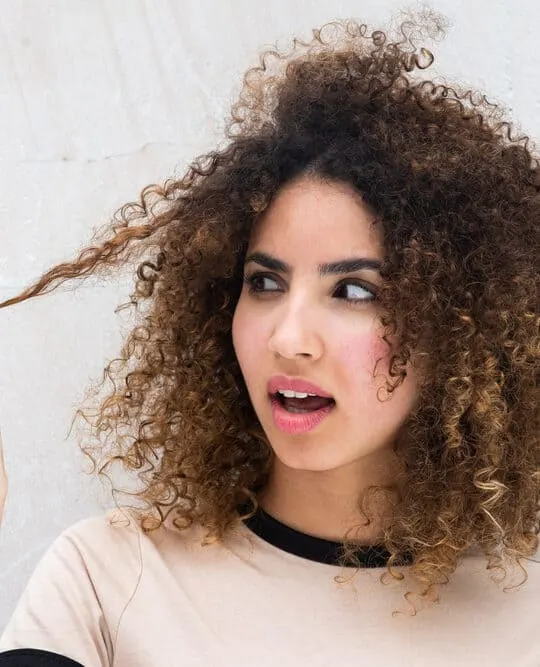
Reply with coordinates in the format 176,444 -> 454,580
248,176 -> 383,256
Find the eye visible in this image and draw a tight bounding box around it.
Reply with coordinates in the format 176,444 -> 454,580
242,272 -> 376,305
243,272 -> 280,294
334,280 -> 376,304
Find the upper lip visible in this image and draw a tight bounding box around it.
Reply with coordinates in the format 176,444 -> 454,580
267,375 -> 334,399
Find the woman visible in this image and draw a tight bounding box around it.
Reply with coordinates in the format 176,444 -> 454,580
0,15 -> 538,667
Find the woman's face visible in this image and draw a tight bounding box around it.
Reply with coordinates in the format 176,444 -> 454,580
232,176 -> 419,473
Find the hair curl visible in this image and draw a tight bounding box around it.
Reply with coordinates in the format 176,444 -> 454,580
2,14 -> 538,616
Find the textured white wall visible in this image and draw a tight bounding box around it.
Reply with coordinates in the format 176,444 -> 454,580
0,0 -> 538,627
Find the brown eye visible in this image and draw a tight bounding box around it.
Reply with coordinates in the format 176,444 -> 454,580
334,281 -> 376,303
243,272 -> 280,294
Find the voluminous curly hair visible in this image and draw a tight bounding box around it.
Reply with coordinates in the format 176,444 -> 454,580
2,14 -> 538,616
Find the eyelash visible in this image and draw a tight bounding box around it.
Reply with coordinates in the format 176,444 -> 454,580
242,272 -> 377,307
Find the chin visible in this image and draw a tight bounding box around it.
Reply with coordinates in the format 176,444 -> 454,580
269,440 -> 360,473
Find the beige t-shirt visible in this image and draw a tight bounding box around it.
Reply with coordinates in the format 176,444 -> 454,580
0,506 -> 538,666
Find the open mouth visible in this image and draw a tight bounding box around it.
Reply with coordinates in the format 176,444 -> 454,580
270,391 -> 336,414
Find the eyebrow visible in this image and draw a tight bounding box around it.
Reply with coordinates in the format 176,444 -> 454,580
243,251 -> 382,277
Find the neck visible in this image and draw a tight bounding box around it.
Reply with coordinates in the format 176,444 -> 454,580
257,449 -> 403,545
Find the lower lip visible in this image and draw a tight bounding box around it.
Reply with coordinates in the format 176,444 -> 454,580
269,394 -> 335,434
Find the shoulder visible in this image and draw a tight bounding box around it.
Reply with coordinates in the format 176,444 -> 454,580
56,506 -> 209,575
49,507 -> 145,575
0,508 -> 149,664
59,506 -> 144,550
62,505 -> 205,547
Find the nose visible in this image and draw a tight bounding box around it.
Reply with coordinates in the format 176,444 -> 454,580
268,302 -> 324,361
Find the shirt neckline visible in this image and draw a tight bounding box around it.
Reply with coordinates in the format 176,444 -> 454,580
239,503 -> 413,568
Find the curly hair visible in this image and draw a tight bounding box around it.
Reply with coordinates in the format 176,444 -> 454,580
1,14 -> 538,617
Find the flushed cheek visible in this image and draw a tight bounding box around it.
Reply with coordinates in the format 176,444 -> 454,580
336,331 -> 418,418
336,333 -> 395,396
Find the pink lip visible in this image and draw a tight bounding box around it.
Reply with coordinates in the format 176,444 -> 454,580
269,394 -> 335,434
267,375 -> 334,398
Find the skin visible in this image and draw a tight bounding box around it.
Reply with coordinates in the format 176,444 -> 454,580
232,175 -> 420,544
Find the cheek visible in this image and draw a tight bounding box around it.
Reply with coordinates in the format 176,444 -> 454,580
232,303 -> 266,376
337,332 -> 392,383
337,331 -> 418,415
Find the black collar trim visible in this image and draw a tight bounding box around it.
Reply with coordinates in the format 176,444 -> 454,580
240,504 -> 413,568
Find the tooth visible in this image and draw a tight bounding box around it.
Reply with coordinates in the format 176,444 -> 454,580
278,390 -> 312,398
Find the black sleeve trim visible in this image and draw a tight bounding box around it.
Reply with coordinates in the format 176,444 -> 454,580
0,649 -> 84,666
